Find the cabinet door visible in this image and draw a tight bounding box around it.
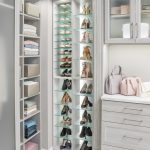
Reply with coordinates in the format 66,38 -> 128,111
136,0 -> 150,43
105,0 -> 136,43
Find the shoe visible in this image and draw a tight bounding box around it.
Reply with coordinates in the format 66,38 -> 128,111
85,145 -> 92,150
66,80 -> 72,90
61,105 -> 68,115
65,140 -> 72,149
61,69 -> 68,77
81,62 -> 87,78
62,80 -> 68,90
80,126 -> 87,138
81,46 -> 92,60
66,128 -> 72,135
67,69 -> 72,77
86,127 -> 92,136
88,100 -> 93,107
60,139 -> 67,149
81,96 -> 89,108
80,141 -> 88,150
60,128 -> 67,136
87,114 -> 92,123
80,110 -> 88,125
61,92 -> 68,104
86,63 -> 93,78
80,83 -> 88,93
87,84 -> 93,94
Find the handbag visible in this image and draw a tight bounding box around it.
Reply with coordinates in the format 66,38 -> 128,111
120,77 -> 141,96
105,66 -> 123,95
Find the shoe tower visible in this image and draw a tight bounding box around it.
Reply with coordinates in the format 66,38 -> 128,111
53,0 -> 94,149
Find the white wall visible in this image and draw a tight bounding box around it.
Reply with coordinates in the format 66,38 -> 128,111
109,44 -> 150,81
0,3 -> 15,150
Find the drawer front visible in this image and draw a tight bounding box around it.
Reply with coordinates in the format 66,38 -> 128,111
102,100 -> 150,116
102,122 -> 150,150
102,111 -> 150,128
102,145 -> 130,150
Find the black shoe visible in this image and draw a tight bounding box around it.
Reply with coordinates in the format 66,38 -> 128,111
61,69 -> 68,77
85,145 -> 92,150
80,110 -> 88,125
65,140 -> 72,149
61,106 -> 67,115
88,100 -> 93,107
80,126 -> 87,138
62,79 -> 68,90
86,127 -> 92,136
60,128 -> 67,137
67,80 -> 72,90
80,141 -> 88,150
87,114 -> 92,123
66,128 -> 72,135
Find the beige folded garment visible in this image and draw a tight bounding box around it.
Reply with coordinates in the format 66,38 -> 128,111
25,3 -> 40,18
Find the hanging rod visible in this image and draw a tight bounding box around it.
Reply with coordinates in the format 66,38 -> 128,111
0,2 -> 14,9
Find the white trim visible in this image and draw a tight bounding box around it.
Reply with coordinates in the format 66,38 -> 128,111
0,2 -> 14,9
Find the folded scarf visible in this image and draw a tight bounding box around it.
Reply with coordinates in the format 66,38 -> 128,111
24,24 -> 37,31
24,44 -> 39,49
24,40 -> 39,46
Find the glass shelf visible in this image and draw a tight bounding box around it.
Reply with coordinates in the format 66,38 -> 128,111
53,67 -> 72,70
54,40 -> 72,43
54,47 -> 72,50
55,11 -> 72,15
55,20 -> 71,24
56,14 -> 71,18
75,93 -> 93,97
55,54 -> 72,56
55,113 -> 72,117
53,89 -> 72,93
74,28 -> 93,32
55,27 -> 72,30
55,135 -> 72,140
75,14 -> 93,17
76,137 -> 92,142
110,14 -> 130,19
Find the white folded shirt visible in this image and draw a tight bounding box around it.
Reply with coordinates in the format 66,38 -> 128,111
24,24 -> 37,31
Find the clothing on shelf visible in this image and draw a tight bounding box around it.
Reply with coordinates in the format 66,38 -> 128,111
24,101 -> 37,116
25,119 -> 37,139
24,40 -> 39,56
24,24 -> 37,36
25,141 -> 38,150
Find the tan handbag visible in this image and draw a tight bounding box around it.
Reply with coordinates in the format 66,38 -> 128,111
120,77 -> 141,96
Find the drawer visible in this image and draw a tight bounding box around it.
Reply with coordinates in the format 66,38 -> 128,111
102,145 -> 130,150
102,100 -> 150,116
102,122 -> 150,150
102,111 -> 150,128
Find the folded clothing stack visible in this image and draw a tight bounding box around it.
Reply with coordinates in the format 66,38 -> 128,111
25,141 -> 38,150
25,119 -> 37,139
24,101 -> 37,117
24,40 -> 39,56
25,2 -> 40,18
24,24 -> 37,37
142,5 -> 150,13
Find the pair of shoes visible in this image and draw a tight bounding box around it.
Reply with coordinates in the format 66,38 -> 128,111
81,62 -> 93,78
61,69 -> 72,77
59,57 -> 72,62
60,128 -> 72,136
81,96 -> 93,108
62,79 -> 72,90
80,126 -> 92,138
60,63 -> 72,68
61,92 -> 72,104
59,50 -> 72,55
61,116 -> 72,126
82,3 -> 91,15
81,18 -> 91,29
80,83 -> 93,94
80,141 -> 92,150
81,32 -> 92,43
60,139 -> 72,149
81,46 -> 92,60
61,38 -> 72,42
61,105 -> 72,115
59,43 -> 72,48
80,110 -> 92,125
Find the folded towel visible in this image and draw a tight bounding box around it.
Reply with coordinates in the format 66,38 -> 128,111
24,44 -> 39,49
24,81 -> 38,86
24,51 -> 39,56
24,31 -> 37,37
24,40 -> 39,46
25,119 -> 36,128
24,29 -> 37,34
24,107 -> 37,116
24,48 -> 39,51
24,24 -> 37,31
25,101 -> 36,108
25,104 -> 37,110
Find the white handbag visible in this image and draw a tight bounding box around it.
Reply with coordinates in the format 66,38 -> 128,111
138,82 -> 150,97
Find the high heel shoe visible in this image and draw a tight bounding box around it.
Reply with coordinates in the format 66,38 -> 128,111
80,83 -> 88,93
80,141 -> 88,150
80,110 -> 88,125
81,62 -> 87,78
80,126 -> 86,138
81,96 -> 89,108
88,100 -> 93,107
85,127 -> 92,136
87,84 -> 93,94
87,113 -> 92,123
81,46 -> 92,60
86,63 -> 93,78
61,92 -> 68,104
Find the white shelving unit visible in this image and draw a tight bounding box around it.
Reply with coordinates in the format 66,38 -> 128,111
15,0 -> 41,150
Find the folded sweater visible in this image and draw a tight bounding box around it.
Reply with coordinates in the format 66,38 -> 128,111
24,24 -> 37,31
24,40 -> 39,46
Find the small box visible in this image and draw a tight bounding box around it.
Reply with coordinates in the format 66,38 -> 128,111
25,3 -> 40,17
24,64 -> 40,77
121,5 -> 129,15
24,82 -> 39,97
111,6 -> 121,15
25,142 -> 38,150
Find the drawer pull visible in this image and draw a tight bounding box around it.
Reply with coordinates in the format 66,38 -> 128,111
123,135 -> 143,142
123,107 -> 143,113
123,118 -> 143,124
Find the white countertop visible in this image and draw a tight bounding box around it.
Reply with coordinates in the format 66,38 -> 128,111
101,94 -> 150,104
